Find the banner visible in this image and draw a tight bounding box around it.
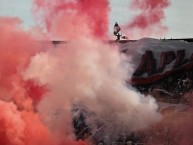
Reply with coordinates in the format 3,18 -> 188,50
121,38 -> 193,84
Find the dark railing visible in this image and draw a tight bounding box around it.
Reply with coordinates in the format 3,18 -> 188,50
51,38 -> 193,45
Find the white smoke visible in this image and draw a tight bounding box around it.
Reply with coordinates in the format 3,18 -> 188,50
23,38 -> 161,139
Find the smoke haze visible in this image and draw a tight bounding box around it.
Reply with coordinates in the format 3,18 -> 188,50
0,0 -> 179,144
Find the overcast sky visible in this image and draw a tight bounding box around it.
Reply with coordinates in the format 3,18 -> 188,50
0,0 -> 193,39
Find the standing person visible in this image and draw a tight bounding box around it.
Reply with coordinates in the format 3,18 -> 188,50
113,22 -> 122,41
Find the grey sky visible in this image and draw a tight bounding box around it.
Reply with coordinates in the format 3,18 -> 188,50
0,0 -> 192,39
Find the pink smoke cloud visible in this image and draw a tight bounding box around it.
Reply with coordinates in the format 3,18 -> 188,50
0,17 -> 89,145
124,0 -> 170,39
33,0 -> 110,39
0,17 -> 45,103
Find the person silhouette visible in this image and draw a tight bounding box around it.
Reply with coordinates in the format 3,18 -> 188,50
113,22 -> 121,41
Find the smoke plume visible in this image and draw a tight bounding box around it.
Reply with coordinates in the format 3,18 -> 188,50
0,17 -> 88,145
23,38 -> 161,140
33,0 -> 110,39
124,0 -> 170,39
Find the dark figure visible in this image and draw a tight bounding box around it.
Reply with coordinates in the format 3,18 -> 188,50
113,22 -> 121,41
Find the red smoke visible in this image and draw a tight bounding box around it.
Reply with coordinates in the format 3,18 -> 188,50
25,80 -> 47,103
0,17 -> 88,145
33,0 -> 110,39
125,0 -> 170,38
0,17 -> 45,104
